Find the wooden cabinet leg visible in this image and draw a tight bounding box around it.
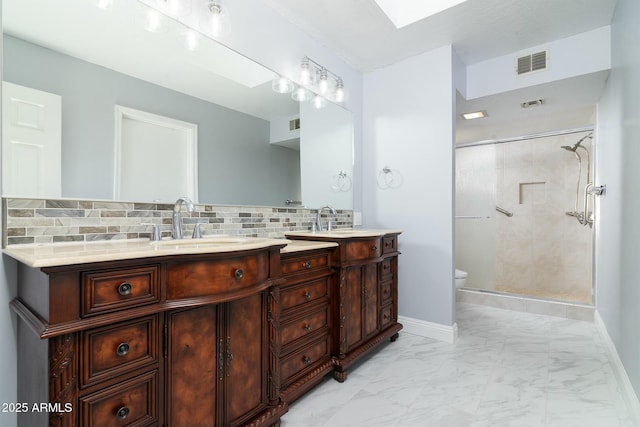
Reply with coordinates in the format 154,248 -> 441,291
333,369 -> 348,383
390,333 -> 399,342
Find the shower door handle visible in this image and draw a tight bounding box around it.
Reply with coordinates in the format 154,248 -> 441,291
588,185 -> 606,196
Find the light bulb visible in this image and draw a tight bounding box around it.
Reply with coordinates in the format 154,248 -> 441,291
96,0 -> 113,9
292,87 -> 311,102
144,10 -> 167,33
272,76 -> 294,94
300,59 -> 312,86
334,79 -> 345,103
312,94 -> 327,109
179,29 -> 199,51
201,1 -> 230,37
318,69 -> 329,95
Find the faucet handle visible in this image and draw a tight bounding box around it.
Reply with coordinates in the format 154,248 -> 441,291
192,222 -> 205,239
142,223 -> 162,241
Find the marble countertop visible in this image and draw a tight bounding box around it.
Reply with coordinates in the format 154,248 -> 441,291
3,236 -> 334,268
286,229 -> 402,239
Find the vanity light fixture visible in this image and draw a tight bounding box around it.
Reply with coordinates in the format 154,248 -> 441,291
200,1 -> 231,37
272,75 -> 295,94
298,57 -> 346,103
461,110 -> 488,120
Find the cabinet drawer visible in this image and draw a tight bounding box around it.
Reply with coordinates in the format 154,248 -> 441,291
281,306 -> 330,347
344,239 -> 381,261
80,370 -> 158,427
280,278 -> 329,312
379,258 -> 393,279
166,252 -> 268,300
81,316 -> 159,388
280,335 -> 330,383
380,280 -> 393,303
382,236 -> 397,254
380,303 -> 394,330
281,252 -> 330,277
82,266 -> 160,317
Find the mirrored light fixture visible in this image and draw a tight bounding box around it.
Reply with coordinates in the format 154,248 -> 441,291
96,0 -> 113,9
272,75 -> 295,94
143,9 -> 169,33
200,1 -> 231,37
155,0 -> 191,17
178,29 -> 200,51
292,86 -> 312,102
298,57 -> 345,103
312,94 -> 327,109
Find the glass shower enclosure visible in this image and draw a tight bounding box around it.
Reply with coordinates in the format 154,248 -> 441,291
455,130 -> 594,304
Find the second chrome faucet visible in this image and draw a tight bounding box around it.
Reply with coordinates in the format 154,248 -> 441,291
172,197 -> 194,239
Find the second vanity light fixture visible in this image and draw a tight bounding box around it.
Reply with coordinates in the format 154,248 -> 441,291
272,56 -> 346,107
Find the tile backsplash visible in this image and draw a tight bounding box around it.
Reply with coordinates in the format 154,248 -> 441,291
2,197 -> 352,247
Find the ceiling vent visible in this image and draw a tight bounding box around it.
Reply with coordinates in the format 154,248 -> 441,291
516,50 -> 548,75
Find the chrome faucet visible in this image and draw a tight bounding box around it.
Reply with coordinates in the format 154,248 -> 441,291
316,205 -> 337,232
172,197 -> 194,239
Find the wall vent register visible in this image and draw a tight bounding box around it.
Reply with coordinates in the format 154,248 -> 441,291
516,50 -> 548,75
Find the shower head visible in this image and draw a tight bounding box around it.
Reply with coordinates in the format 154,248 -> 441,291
561,133 -> 593,152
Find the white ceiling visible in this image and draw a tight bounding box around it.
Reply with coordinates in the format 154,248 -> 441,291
4,0 -> 620,143
263,0 -> 618,143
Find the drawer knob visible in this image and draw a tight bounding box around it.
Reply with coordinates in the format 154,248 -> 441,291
304,323 -> 311,331
116,342 -> 130,357
234,268 -> 244,280
372,245 -> 378,252
116,406 -> 130,421
117,282 -> 132,296
303,356 -> 311,365
304,261 -> 312,269
303,291 -> 312,301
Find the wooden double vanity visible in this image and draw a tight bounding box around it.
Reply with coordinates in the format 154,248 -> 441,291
6,230 -> 401,427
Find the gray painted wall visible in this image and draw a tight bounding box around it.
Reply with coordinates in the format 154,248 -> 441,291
596,0 -> 640,397
3,35 -> 300,206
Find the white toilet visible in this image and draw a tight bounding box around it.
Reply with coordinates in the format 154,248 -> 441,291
455,269 -> 468,289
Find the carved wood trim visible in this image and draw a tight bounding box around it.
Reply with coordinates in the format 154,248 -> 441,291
49,334 -> 78,427
244,401 -> 288,427
280,359 -> 334,403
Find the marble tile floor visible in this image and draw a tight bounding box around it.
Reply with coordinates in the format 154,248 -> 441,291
282,303 -> 636,427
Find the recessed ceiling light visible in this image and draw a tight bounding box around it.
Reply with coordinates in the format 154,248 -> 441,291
461,111 -> 488,120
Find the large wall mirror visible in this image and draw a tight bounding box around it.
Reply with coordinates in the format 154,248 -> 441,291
2,0 -> 354,209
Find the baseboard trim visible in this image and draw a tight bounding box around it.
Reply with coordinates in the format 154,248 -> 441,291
594,311 -> 640,425
398,315 -> 458,343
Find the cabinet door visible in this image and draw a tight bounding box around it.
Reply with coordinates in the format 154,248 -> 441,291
167,305 -> 218,427
363,263 -> 379,339
224,292 -> 268,425
344,267 -> 363,351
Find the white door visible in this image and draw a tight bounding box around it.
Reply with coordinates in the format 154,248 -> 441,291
114,106 -> 198,203
2,81 -> 62,197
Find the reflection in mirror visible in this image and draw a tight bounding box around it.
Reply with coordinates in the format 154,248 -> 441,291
2,0 -> 353,209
